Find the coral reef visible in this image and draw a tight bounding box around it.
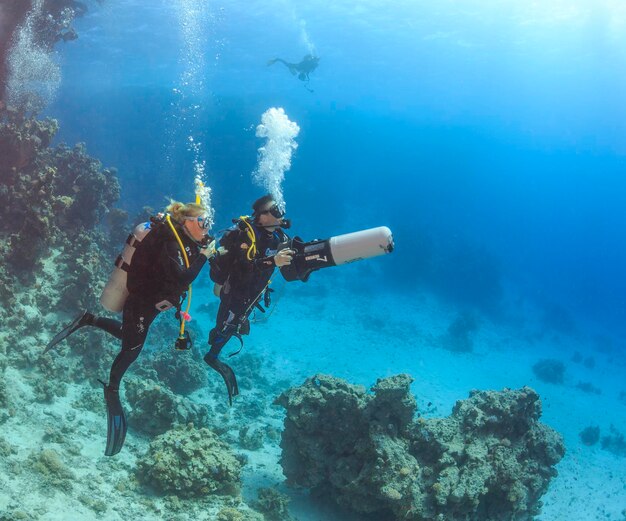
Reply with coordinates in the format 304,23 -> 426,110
0,375 -> 8,409
238,425 -> 265,451
0,110 -> 121,305
276,374 -> 564,521
0,510 -> 37,521
139,341 -> 208,396
124,377 -> 211,436
0,109 -> 124,416
217,507 -> 264,521
234,353 -> 271,393
28,448 -> 75,491
532,359 -> 565,384
0,436 -> 17,457
254,488 -> 294,521
136,424 -> 242,497
579,426 -> 600,446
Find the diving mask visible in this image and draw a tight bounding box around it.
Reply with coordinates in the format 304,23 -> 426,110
187,214 -> 211,230
260,204 -> 285,219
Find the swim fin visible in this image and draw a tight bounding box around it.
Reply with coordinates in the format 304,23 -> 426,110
98,380 -> 127,457
44,310 -> 91,354
204,355 -> 239,406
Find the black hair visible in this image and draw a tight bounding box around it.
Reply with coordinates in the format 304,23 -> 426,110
252,194 -> 275,216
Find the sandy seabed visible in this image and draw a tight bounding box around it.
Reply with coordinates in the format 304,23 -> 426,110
1,274 -> 625,521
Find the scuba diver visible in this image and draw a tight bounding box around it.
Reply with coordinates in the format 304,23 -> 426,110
44,200 -> 216,456
267,54 -> 319,91
206,194 -> 294,404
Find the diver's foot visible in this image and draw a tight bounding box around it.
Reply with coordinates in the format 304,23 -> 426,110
44,310 -> 94,353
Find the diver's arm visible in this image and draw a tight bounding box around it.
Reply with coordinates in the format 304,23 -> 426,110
253,249 -> 294,269
252,255 -> 276,269
251,230 -> 293,269
161,240 -> 208,286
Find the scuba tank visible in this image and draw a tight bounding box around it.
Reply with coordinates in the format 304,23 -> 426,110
279,226 -> 394,282
100,221 -> 155,312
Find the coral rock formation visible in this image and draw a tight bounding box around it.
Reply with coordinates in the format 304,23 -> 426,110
124,377 -> 211,436
276,374 -> 565,521
136,424 -> 242,498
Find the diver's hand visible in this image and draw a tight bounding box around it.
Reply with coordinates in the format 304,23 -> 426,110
200,240 -> 217,258
274,249 -> 294,267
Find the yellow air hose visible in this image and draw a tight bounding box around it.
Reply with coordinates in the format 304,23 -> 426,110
238,216 -> 257,260
165,214 -> 192,343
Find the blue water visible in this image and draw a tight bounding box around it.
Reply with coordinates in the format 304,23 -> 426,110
37,2 -> 626,516
48,0 -> 626,339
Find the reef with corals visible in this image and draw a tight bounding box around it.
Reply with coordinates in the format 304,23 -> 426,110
124,377 -> 212,436
276,374 -> 565,521
135,325 -> 208,395
0,109 -> 122,317
136,424 -> 243,498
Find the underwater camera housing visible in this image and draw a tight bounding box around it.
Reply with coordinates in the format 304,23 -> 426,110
175,330 -> 192,351
279,226 -> 394,282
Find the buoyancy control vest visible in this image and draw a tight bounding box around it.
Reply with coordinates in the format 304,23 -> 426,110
209,218 -> 287,293
101,216 -> 195,312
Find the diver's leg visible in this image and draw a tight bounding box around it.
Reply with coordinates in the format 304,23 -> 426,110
45,311 -> 125,353
205,295 -> 246,404
206,293 -> 249,359
268,58 -> 289,68
101,295 -> 158,456
107,295 -> 159,390
91,316 -> 123,340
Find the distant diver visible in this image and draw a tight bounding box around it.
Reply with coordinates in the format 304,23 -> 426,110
267,54 -> 319,91
44,200 -> 217,456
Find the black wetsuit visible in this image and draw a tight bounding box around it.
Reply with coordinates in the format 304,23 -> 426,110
207,221 -> 288,360
89,220 -> 207,389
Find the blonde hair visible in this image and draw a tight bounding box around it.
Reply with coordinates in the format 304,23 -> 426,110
165,200 -> 206,223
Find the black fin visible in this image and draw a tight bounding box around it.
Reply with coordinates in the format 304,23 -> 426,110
205,357 -> 239,406
99,380 -> 127,457
44,311 -> 90,354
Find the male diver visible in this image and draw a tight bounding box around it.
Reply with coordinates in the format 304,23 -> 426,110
44,200 -> 216,456
267,54 -> 319,84
206,195 -> 293,403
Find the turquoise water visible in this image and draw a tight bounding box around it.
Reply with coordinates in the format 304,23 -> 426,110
3,0 -> 626,519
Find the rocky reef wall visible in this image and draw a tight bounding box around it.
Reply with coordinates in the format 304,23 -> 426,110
0,106 -> 125,369
276,374 -> 565,521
